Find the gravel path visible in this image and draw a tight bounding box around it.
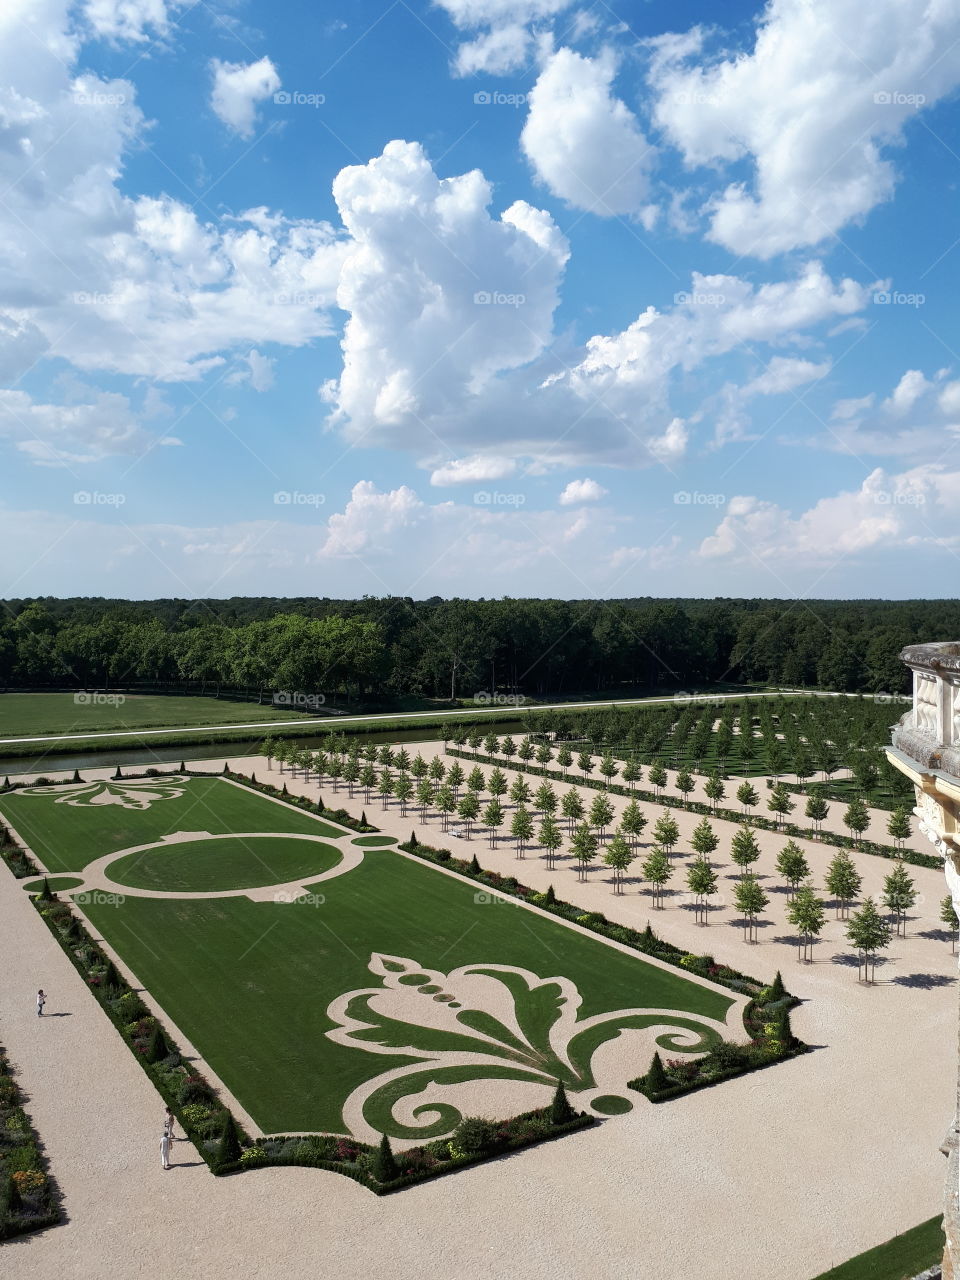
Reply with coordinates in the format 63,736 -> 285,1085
0,753 -> 953,1280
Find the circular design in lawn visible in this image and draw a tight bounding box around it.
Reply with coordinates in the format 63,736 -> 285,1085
105,833 -> 342,894
23,875 -> 84,894
591,1095 -> 633,1116
351,835 -> 397,847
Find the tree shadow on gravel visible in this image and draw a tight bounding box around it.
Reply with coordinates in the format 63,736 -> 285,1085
890,972 -> 956,989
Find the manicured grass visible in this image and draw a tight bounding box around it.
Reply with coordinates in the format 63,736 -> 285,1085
0,777 -> 343,873
352,835 -> 397,846
22,875 -> 84,893
81,848 -> 733,1135
812,1216 -> 944,1280
105,834 -> 342,893
0,692 -> 301,738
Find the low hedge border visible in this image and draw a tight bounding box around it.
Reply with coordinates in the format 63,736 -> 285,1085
0,1045 -> 63,1241
444,748 -> 939,870
396,837 -> 808,1101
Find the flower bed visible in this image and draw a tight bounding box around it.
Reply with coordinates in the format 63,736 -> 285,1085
444,747 -> 939,869
397,837 -> 808,1100
0,1045 -> 62,1240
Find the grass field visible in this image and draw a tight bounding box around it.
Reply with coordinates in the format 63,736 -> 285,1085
0,692 -> 303,738
812,1216 -> 944,1279
6,774 -> 738,1140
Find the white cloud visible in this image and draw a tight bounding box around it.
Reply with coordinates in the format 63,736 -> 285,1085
559,477 -> 606,505
810,368 -> 960,458
882,369 -> 931,417
227,349 -> 275,393
455,25 -> 531,75
210,56 -> 281,138
521,47 -> 655,216
648,0 -> 960,257
0,386 -> 180,465
82,0 -> 175,43
434,0 -> 576,74
741,357 -> 830,398
430,455 -> 517,485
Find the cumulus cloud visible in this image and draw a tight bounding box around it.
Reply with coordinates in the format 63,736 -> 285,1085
521,47 -> 655,216
648,0 -> 960,257
808,368 -> 960,458
559,477 -> 607,505
433,0 -> 576,74
210,56 -> 281,138
227,349 -> 275,393
82,0 -> 175,43
429,455 -> 517,485
0,386 -> 180,465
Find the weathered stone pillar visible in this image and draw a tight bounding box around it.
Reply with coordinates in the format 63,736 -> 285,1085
886,643 -> 960,1280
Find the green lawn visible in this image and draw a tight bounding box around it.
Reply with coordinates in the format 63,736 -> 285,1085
105,834 -> 342,893
0,777 -> 342,873
812,1216 -> 944,1280
0,692 -> 303,738
82,848 -> 733,1135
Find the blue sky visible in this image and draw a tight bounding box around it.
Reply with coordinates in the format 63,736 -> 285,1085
2,0 -> 960,599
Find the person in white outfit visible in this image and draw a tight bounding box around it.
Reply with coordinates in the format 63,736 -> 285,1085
164,1107 -> 176,1140
160,1132 -> 172,1169
36,989 -> 46,1017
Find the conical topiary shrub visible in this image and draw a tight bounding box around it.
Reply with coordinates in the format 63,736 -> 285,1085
409,831 -> 418,847
178,761 -> 186,774
645,1051 -> 668,1096
360,810 -> 367,827
469,854 -> 481,874
72,769 -> 83,783
223,762 -> 229,774
769,970 -> 786,1001
145,1022 -> 170,1064
282,783 -> 288,796
550,1080 -> 575,1125
102,959 -> 122,991
215,1113 -> 243,1166
38,877 -> 53,902
113,765 -> 122,780
372,1132 -> 399,1183
544,884 -> 556,905
250,773 -> 257,785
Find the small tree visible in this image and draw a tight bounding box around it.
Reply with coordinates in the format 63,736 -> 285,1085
415,777 -> 435,821
517,737 -> 534,765
539,816 -> 563,869
736,781 -> 759,814
642,847 -> 673,908
534,782 -> 558,817
500,736 -> 517,763
428,756 -> 446,783
561,788 -> 584,833
786,884 -> 826,962
550,1080 -> 575,1124
576,752 -> 593,781
482,798 -> 504,848
393,773 -> 413,817
733,873 -> 768,943
804,789 -> 830,838
509,775 -> 531,807
846,896 -> 892,983
843,796 -> 870,847
487,767 -> 508,800
598,753 -> 619,789
588,792 -> 615,840
570,822 -> 598,880
644,1051 -> 669,1095
457,789 -> 480,838
940,895 -> 959,953
675,768 -> 696,800
38,876 -> 53,902
511,805 -> 534,858
730,824 -> 760,878
881,863 -> 916,936
824,850 -> 862,919
435,782 -> 455,829
690,816 -> 719,860
446,762 -> 465,798
768,970 -> 786,1001
776,841 -> 810,898
704,773 -> 726,812
556,744 -> 573,778
603,832 -> 634,893
652,812 -> 680,859
887,804 -> 912,851
686,856 -> 718,925
619,798 -> 648,848
467,766 -> 486,795
145,1023 -> 169,1064
648,762 -> 668,796
767,783 -> 795,829
372,1132 -> 399,1183
621,758 -> 642,792
359,763 -> 378,802
215,1113 -> 243,1166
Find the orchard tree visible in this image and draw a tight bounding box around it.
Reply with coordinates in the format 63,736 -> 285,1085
598,753 -> 619,789
428,756 -> 446,783
940,895 -> 959,953
415,777 -> 435,821
734,873 -> 768,943
642,847 -> 673,909
648,762 -> 668,797
603,832 -> 634,893
652,812 -> 680,859
411,754 -> 428,781
620,799 -> 648,848
767,783 -> 795,829
483,733 -> 499,756
577,752 -> 594,783
887,804 -> 912,850
686,856 -> 718,925
846,897 -> 892,983
510,805 -> 534,858
561,788 -> 584,834
736,781 -> 759,814
435,782 -> 456,830
881,863 -> 916,936
776,841 -> 810,898
534,781 -> 558,817
457,789 -> 480,838
824,850 -> 862,919
571,822 -> 598,881
787,884 -> 826,962
395,748 -> 411,776
675,769 -> 696,801
467,767 -> 486,796
487,767 -> 508,800
588,792 -> 615,840
704,773 -> 726,812
393,773 -> 413,817
360,763 -> 378,802
539,815 -> 563,869
690,816 -> 719,861
535,742 -> 553,771
482,798 -> 504,848
730,825 -> 760,878
378,769 -> 395,811
446,762 -> 465,799
804,789 -> 830,838
509,775 -> 531,807
342,756 -> 360,798
556,744 -> 573,779
500,736 -> 517,763
621,758 -> 642,793
467,731 -> 483,753
843,797 -> 870,847
517,737 -> 535,765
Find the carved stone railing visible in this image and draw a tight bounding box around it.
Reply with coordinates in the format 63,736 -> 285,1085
891,642 -> 960,778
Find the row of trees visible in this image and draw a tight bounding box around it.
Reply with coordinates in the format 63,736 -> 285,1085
6,595 -> 960,699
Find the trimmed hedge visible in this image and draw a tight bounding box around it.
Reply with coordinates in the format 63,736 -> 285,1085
445,747 -> 939,870
0,1046 -> 62,1241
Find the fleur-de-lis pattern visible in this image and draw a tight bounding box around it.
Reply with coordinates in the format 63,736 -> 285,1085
328,952 -> 726,1141
20,778 -> 187,811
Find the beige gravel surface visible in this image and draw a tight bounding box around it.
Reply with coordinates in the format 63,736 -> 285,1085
1,753 -> 954,1280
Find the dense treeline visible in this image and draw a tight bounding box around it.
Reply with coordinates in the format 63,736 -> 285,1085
1,596 -> 958,702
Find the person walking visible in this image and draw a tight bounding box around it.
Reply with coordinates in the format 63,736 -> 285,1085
160,1131 -> 172,1170
164,1107 -> 176,1140
36,989 -> 46,1017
